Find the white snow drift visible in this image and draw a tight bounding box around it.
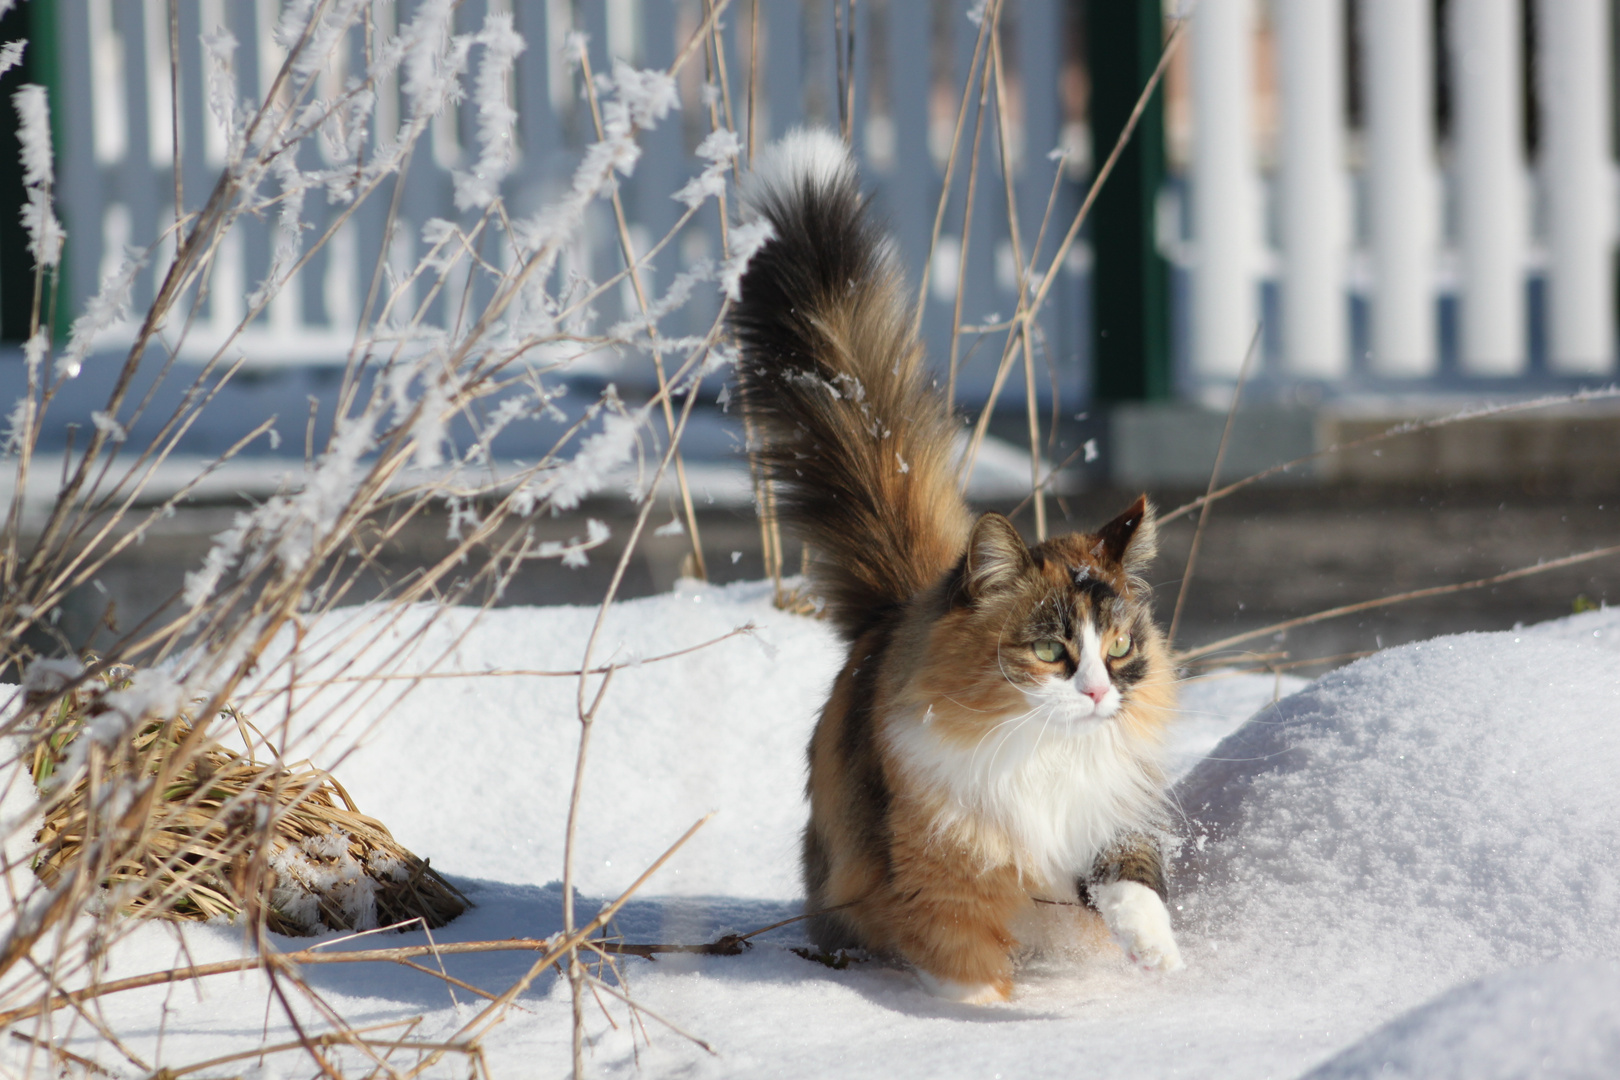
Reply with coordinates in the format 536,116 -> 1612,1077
3,583 -> 1617,1079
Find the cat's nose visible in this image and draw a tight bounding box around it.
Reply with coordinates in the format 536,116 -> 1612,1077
1081,684 -> 1110,704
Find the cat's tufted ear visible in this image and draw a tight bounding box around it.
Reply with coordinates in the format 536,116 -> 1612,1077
964,512 -> 1030,600
1093,495 -> 1158,577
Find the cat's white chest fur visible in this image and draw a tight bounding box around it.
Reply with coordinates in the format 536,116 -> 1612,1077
885,704 -> 1164,891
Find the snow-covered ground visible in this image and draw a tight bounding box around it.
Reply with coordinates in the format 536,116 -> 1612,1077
6,582 -> 1619,1078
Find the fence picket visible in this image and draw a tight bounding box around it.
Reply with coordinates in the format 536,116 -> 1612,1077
1364,0 -> 1440,376
1538,0 -> 1614,374
1276,0 -> 1348,379
1450,0 -> 1528,375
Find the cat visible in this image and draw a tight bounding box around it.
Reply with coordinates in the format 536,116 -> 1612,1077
730,129 -> 1182,1004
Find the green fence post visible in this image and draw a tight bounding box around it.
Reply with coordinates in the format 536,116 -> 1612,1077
1087,0 -> 1171,402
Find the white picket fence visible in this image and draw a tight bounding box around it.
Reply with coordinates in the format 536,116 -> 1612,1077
49,0 -> 1617,402
51,0 -> 1083,405
1186,0 -> 1617,383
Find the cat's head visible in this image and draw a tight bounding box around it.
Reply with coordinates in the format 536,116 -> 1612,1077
917,496 -> 1172,739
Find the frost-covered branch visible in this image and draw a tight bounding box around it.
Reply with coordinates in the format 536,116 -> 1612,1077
12,84 -> 61,272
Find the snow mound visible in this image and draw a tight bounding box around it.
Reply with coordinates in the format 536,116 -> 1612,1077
262,579 -> 847,900
1175,607 -> 1620,1020
1301,961 -> 1620,1080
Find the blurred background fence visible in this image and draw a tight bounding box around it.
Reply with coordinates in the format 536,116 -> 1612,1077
1,0 -> 1618,457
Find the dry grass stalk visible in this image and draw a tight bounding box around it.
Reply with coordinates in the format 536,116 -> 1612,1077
1167,322 -> 1263,649
28,664 -> 468,938
1177,542 -> 1620,663
0,814 -> 715,1043
1158,386 -> 1620,528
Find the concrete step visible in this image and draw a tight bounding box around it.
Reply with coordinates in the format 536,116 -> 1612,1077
1109,396 -> 1620,490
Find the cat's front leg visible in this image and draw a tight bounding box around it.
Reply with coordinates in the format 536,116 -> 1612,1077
885,833 -> 1026,1002
1083,834 -> 1184,972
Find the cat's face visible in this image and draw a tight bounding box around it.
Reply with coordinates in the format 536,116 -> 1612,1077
912,497 -> 1170,743
1004,553 -> 1156,725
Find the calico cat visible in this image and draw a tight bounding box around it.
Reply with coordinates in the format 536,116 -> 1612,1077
730,129 -> 1182,1003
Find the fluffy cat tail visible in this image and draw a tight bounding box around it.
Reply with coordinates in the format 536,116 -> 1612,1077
731,129 -> 972,640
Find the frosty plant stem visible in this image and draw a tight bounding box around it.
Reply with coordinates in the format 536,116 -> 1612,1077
561,316 -> 727,1077
578,46 -> 708,581
912,0 -> 993,347
986,17 -> 1047,540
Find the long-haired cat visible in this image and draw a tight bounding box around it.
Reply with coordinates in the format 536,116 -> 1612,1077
731,129 -> 1182,1003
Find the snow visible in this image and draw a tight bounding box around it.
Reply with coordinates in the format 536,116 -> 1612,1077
5,588 -> 1620,1079
1300,962 -> 1620,1080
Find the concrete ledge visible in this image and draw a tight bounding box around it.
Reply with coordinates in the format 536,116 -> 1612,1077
1110,399 -> 1620,489
1316,401 -> 1620,488
1110,404 -> 1317,488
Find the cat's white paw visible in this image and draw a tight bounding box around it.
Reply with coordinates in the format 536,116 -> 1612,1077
915,971 -> 1009,1004
1090,880 -> 1185,972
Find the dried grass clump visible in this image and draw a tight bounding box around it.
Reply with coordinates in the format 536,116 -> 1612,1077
29,665 -> 468,937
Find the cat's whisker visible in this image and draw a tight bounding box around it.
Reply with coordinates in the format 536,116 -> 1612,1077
968,706 -> 1043,773
978,717 -> 1031,775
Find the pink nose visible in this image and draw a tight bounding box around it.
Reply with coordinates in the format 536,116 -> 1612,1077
1081,683 -> 1110,704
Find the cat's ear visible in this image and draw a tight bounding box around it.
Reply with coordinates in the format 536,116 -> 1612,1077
1093,495 -> 1157,576
964,512 -> 1029,599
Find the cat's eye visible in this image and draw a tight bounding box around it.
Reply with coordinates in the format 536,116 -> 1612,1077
1107,633 -> 1133,658
1032,639 -> 1064,663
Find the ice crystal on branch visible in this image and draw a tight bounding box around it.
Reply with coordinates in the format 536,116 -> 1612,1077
60,246 -> 149,379
0,40 -> 24,78
453,12 -> 526,211
604,62 -> 680,132
401,0 -> 469,122
290,0 -> 364,81
673,128 -> 741,209
13,83 -> 62,270
202,30 -> 241,164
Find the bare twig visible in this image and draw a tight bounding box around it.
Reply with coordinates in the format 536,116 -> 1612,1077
9,1032 -> 117,1078
237,624 -> 760,697
944,0 -> 998,412
1168,322 -> 1263,649
1160,386 -> 1620,527
913,3 -> 995,340
1177,544 -> 1620,662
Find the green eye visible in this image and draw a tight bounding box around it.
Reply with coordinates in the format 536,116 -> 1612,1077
1032,639 -> 1064,663
1108,633 -> 1133,659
